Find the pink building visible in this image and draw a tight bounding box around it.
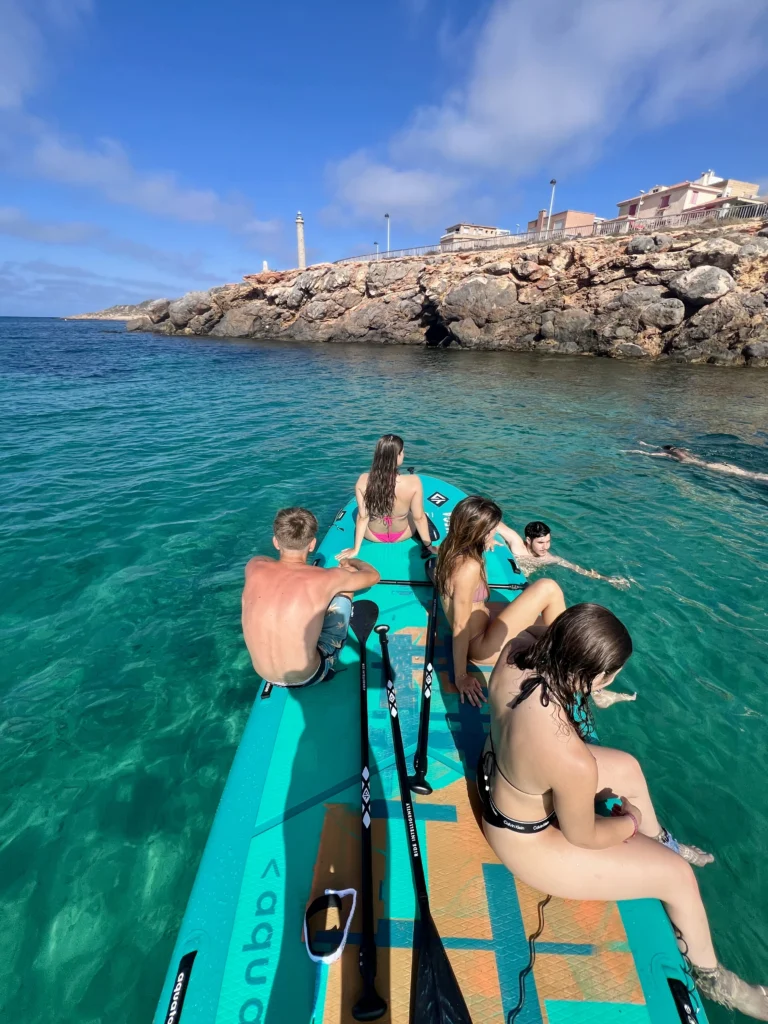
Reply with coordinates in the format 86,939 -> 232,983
616,171 -> 760,220
527,209 -> 598,233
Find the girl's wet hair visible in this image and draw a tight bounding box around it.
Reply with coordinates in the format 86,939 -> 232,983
510,603 -> 632,736
436,495 -> 502,598
363,434 -> 404,519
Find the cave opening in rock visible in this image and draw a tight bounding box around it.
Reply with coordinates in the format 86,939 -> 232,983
420,297 -> 451,346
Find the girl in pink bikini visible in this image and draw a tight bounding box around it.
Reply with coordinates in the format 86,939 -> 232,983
337,434 -> 437,559
436,496 -> 566,708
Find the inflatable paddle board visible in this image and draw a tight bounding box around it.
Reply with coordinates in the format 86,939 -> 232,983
154,474 -> 706,1024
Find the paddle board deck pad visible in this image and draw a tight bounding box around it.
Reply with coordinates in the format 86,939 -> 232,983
154,474 -> 706,1024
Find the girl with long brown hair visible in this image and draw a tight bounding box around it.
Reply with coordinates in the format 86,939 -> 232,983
480,604 -> 765,1020
337,435 -> 436,559
436,495 -> 565,706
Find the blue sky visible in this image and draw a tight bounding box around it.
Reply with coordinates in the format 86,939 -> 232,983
1,0 -> 767,316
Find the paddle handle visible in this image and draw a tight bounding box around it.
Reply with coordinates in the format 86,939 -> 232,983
377,628 -> 430,902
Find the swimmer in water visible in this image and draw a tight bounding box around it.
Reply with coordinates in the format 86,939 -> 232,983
630,445 -> 768,484
499,520 -> 631,591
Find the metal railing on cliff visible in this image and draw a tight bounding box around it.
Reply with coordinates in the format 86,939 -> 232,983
334,203 -> 768,265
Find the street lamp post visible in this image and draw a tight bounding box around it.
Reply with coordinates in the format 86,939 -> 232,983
633,190 -> 646,231
384,212 -> 390,253
546,179 -> 557,234
374,241 -> 379,261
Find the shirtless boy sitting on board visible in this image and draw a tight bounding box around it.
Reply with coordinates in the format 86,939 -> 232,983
242,507 -> 380,688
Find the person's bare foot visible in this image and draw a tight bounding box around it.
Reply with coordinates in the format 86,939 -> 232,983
593,689 -> 637,708
694,963 -> 768,1020
677,842 -> 714,866
655,827 -> 714,866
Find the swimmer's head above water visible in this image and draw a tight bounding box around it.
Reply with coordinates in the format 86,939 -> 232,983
662,445 -> 695,462
524,520 -> 552,558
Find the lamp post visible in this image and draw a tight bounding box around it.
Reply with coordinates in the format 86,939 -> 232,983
384,212 -> 390,253
374,241 -> 379,261
546,179 -> 557,234
516,223 -> 520,234
634,190 -> 645,231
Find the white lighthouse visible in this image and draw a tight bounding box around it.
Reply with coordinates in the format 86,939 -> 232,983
296,212 -> 306,270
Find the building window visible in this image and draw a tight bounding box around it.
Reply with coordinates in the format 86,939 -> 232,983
628,203 -> 638,216
691,191 -> 699,205
659,195 -> 670,209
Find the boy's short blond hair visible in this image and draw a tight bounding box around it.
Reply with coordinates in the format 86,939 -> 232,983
273,507 -> 318,550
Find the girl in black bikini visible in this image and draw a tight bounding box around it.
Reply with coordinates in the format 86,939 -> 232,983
481,603 -> 767,1020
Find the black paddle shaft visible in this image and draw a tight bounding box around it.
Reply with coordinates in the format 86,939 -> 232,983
349,601 -> 387,1022
375,625 -> 430,906
410,560 -> 438,795
376,625 -> 474,1024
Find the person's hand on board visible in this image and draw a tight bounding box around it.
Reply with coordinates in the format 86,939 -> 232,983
455,672 -> 487,707
336,548 -> 358,561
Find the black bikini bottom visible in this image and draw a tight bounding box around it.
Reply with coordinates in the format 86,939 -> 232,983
476,750 -> 556,834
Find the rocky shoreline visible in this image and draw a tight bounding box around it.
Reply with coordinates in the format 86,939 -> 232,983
126,222 -> 768,366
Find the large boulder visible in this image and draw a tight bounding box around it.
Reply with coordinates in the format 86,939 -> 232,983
639,299 -> 686,329
742,340 -> 768,365
441,275 -> 518,326
687,237 -> 741,271
366,260 -> 424,298
652,233 -> 675,251
619,285 -> 667,309
663,292 -> 757,358
146,298 -> 171,323
738,238 -> 768,259
553,308 -> 598,351
168,291 -> 212,328
668,266 -> 735,306
126,315 -> 153,332
626,235 -> 657,255
186,308 -> 223,334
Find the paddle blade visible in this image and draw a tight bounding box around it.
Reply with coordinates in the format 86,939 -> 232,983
414,911 -> 473,1024
350,600 -> 379,644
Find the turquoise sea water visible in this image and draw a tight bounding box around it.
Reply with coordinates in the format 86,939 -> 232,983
1,317 -> 767,1023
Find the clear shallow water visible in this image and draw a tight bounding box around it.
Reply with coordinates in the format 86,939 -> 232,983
1,317 -> 767,1023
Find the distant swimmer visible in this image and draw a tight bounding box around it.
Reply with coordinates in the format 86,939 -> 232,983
497,520 -> 631,591
630,445 -> 768,484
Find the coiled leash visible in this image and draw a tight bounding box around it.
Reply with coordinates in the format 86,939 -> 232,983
303,887 -> 357,1023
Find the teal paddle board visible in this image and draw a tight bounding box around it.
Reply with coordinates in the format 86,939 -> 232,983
154,474 -> 706,1024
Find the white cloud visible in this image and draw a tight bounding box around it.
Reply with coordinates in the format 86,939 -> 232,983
0,0 -> 280,243
332,0 -> 768,226
0,258 -> 179,317
0,0 -> 92,109
328,151 -> 462,226
28,133 -> 279,229
0,206 -> 219,280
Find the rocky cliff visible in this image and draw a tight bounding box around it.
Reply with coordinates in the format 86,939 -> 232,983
126,222 -> 768,366
67,298 -> 168,321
